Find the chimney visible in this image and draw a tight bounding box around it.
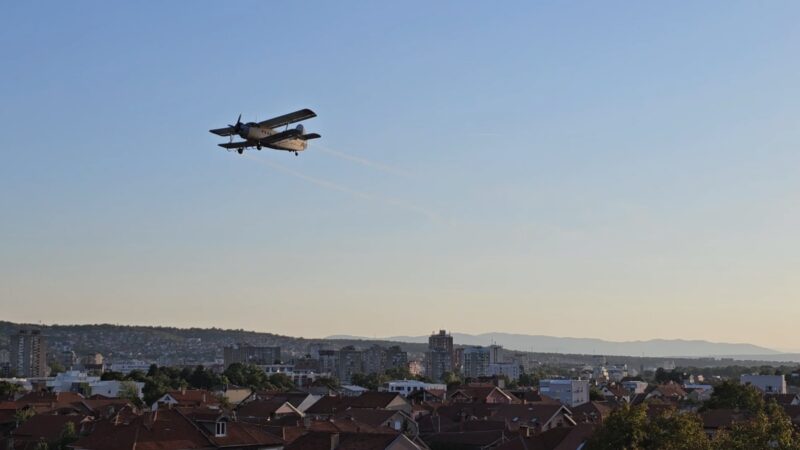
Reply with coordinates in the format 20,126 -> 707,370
329,433 -> 340,450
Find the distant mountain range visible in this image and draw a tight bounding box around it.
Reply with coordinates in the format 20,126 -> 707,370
326,332 -> 782,358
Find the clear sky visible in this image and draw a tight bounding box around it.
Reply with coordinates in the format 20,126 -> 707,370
2,2 -> 799,351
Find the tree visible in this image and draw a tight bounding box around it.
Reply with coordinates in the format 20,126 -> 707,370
14,406 -> 35,425
58,421 -> 78,449
49,360 -> 65,376
0,381 -> 22,400
711,401 -> 800,450
101,371 -> 126,381
654,368 -> 684,384
589,386 -> 605,401
517,372 -> 537,387
703,380 -> 764,412
644,409 -> 711,450
118,380 -> 144,408
268,373 -> 296,391
587,404 -> 649,450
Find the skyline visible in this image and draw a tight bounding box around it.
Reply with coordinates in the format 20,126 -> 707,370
2,2 -> 800,351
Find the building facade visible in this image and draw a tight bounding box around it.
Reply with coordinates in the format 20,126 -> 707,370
223,344 -> 281,368
539,379 -> 590,407
10,329 -> 47,378
462,346 -> 490,379
741,374 -> 787,394
426,330 -> 454,382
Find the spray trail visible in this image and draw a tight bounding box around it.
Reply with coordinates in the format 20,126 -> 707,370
313,143 -> 412,177
244,154 -> 443,223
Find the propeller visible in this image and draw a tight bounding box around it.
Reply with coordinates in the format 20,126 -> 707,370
228,114 -> 242,143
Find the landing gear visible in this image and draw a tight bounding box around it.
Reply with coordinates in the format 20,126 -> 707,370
237,148 -> 244,155
295,152 -> 299,156
257,145 -> 262,150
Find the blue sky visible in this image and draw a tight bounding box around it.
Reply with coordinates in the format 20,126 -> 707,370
2,2 -> 799,349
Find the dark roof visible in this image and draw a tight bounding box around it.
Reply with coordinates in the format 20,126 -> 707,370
285,432 -> 403,450
12,414 -> 87,445
422,429 -> 506,447
495,423 -> 596,450
346,392 -> 404,409
570,401 -> 614,423
237,398 -> 299,420
700,409 -> 750,429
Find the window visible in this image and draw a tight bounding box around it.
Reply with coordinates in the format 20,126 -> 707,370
215,421 -> 227,437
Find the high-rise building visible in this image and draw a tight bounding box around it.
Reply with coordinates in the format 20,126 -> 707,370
318,349 -> 339,376
426,330 -> 454,382
362,345 -> 387,375
462,346 -> 490,379
428,329 -> 454,354
385,346 -> 408,371
223,344 -> 281,368
10,329 -> 47,378
337,346 -> 363,383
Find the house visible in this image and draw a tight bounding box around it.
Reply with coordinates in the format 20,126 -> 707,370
740,374 -> 786,394
213,385 -> 252,406
383,380 -> 447,397
285,431 -> 424,450
70,407 -> 284,449
334,408 -> 419,436
700,408 -> 750,436
152,388 -> 219,410
422,430 -> 508,450
484,403 -> 576,433
237,397 -> 304,424
645,382 -> 687,401
539,380 -> 589,408
449,384 -> 519,405
569,401 -> 613,424
3,414 -> 89,450
494,423 -> 595,450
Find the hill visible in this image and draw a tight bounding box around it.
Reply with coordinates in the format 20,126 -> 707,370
327,332 -> 780,358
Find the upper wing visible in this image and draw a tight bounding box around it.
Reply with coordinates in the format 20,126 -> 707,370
258,128 -> 302,145
257,108 -> 317,129
210,126 -> 236,137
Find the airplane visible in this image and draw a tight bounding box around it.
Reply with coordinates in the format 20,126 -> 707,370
209,108 -> 321,155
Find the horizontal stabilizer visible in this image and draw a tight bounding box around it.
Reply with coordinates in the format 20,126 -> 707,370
299,133 -> 321,140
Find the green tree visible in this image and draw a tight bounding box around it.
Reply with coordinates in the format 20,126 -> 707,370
118,380 -> 144,407
268,373 -> 296,391
712,401 -> 800,450
588,405 -> 712,450
0,381 -> 22,400
33,440 -> 49,450
703,380 -> 764,412
644,409 -> 711,450
58,421 -> 78,449
589,386 -> 605,401
101,371 -> 126,381
49,360 -> 65,376
14,406 -> 35,425
587,404 -> 649,450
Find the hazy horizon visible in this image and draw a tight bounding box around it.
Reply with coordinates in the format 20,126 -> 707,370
3,2 -> 800,351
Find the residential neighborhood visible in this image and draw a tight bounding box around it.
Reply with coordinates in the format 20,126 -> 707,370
3,326 -> 800,449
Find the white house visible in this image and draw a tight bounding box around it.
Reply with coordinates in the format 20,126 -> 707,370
539,379 -> 590,407
380,380 -> 447,396
741,374 -> 786,394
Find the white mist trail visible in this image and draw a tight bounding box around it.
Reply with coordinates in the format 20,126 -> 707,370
244,154 -> 444,224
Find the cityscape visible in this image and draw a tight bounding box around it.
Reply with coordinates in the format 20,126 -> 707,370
2,324 -> 800,449
4,1 -> 800,449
